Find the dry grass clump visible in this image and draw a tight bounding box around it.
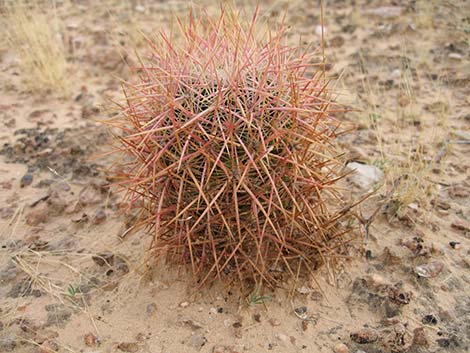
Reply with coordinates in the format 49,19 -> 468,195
3,1 -> 68,96
108,8 -> 356,290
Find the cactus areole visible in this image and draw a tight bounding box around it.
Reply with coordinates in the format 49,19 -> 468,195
108,8 -> 354,289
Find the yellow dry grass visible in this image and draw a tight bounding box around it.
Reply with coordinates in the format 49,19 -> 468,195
3,1 -> 69,96
350,47 -> 448,218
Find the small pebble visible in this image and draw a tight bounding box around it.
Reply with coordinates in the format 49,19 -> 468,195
350,328 -> 379,344
414,261 -> 444,278
269,318 -> 281,326
20,172 -> 33,188
412,327 -> 429,347
334,342 -> 349,353
84,332 -> 97,347
117,342 -> 139,352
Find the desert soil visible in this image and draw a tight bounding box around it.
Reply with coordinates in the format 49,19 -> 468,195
0,1 -> 469,353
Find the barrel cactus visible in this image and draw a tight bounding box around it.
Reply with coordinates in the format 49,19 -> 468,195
108,8 -> 354,290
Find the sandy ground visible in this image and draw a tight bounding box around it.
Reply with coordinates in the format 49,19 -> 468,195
0,1 -> 469,353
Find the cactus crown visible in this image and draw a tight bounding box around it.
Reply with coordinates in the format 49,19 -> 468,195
109,7 -> 353,290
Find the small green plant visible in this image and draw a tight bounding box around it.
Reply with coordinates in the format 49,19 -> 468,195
66,284 -> 80,298
248,288 -> 272,305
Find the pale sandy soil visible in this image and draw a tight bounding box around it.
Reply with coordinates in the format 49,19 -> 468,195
0,1 -> 469,353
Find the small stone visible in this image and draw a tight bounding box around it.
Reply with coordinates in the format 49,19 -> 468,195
451,219 -> 470,231
45,304 -> 72,327
448,53 -> 463,60
388,286 -> 412,305
188,333 -> 207,350
79,184 -> 103,205
422,314 -> 438,325
71,213 -> 88,223
431,198 -> 451,210
449,241 -> 460,249
212,345 -> 235,353
329,35 -> 344,48
315,25 -> 327,37
135,5 -> 145,12
65,201 -> 80,214
436,338 -> 452,348
46,191 -> 66,215
34,329 -> 59,344
180,301 -> 190,308
449,184 -> 468,198
20,172 -> 33,187
269,318 -> 281,326
294,306 -> 307,315
118,342 -> 139,352
92,208 -> 106,224
412,327 -> 428,347
296,285 -> 313,295
0,335 -> 16,351
350,328 -> 379,344
346,162 -> 383,189
36,340 -> 59,353
84,332 -> 97,347
334,343 -> 349,353
92,252 -> 114,267
398,94 -> 411,107
26,203 -> 49,226
414,261 -> 444,278
275,333 -> 288,344
369,273 -> 386,287
146,303 -> 157,316
178,315 -> 204,330
391,69 -> 401,79
114,255 -> 129,274
365,6 -> 404,19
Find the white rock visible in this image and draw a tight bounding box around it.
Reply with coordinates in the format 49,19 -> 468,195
391,69 -> 401,80
275,333 -> 289,346
448,53 -> 463,60
334,343 -> 349,353
135,5 -> 145,13
346,162 -> 383,189
315,25 -> 327,37
365,6 -> 404,19
296,285 -> 313,295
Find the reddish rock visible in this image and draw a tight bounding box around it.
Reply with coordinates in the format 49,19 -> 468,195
414,261 -> 444,278
451,219 -> 470,231
117,342 -> 139,352
92,208 -> 107,224
412,327 -> 428,347
26,203 -> 49,226
269,318 -> 281,326
334,343 -> 349,353
79,184 -> 103,205
350,328 -> 379,344
84,332 -> 97,347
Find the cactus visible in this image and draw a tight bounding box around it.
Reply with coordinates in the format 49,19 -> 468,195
107,8 -> 355,290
